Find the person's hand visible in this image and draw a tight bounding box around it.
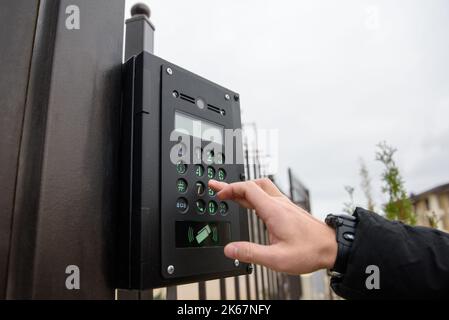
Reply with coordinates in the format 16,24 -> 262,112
208,178 -> 337,275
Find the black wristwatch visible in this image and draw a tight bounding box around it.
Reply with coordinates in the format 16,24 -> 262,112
325,213 -> 358,277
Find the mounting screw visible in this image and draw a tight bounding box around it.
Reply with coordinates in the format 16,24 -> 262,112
234,259 -> 240,267
224,94 -> 231,101
172,90 -> 179,98
234,94 -> 240,102
247,264 -> 253,273
167,265 -> 175,275
166,67 -> 173,75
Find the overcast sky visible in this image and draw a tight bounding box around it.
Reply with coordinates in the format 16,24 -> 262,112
126,0 -> 449,219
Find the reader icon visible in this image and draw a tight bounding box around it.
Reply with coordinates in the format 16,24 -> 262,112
196,225 -> 211,244
187,224 -> 219,245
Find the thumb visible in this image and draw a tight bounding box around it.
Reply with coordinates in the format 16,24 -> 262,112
224,242 -> 275,268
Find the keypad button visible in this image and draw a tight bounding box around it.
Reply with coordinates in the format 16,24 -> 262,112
207,167 -> 215,179
176,179 -> 188,193
215,153 -> 225,165
219,202 -> 228,216
208,187 -> 216,197
195,181 -> 205,196
208,201 -> 218,215
195,200 -> 206,215
195,164 -> 204,177
176,198 -> 188,213
176,161 -> 187,174
217,168 -> 226,181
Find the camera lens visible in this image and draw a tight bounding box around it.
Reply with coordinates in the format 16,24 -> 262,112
196,98 -> 205,109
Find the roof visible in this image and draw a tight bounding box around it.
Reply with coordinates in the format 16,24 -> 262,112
410,183 -> 449,201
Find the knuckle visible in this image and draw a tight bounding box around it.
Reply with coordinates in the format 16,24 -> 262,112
244,244 -> 254,262
247,181 -> 257,188
246,244 -> 254,261
261,177 -> 272,185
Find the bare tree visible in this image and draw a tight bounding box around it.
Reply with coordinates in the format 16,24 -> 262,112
359,158 -> 375,212
343,185 -> 356,214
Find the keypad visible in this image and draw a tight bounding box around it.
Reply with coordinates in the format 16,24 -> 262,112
174,147 -> 228,216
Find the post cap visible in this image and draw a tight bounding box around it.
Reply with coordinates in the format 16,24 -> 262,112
131,3 -> 151,18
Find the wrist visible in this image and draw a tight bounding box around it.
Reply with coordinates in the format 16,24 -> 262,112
318,225 -> 338,270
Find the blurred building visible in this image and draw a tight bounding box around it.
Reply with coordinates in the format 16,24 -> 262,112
411,183 -> 449,231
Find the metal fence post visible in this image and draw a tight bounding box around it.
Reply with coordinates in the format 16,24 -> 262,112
116,2 -> 156,301
2,0 -> 125,299
0,0 -> 41,300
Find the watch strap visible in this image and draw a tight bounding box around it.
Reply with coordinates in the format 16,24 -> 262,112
325,214 -> 357,275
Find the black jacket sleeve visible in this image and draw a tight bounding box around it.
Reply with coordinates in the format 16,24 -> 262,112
331,207 -> 449,299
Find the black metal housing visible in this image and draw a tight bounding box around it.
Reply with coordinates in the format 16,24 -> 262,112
118,52 -> 251,289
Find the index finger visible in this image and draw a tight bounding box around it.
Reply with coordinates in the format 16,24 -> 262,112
253,178 -> 285,197
216,181 -> 277,221
209,180 -> 252,208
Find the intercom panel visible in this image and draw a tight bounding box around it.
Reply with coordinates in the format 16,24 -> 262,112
118,51 -> 251,290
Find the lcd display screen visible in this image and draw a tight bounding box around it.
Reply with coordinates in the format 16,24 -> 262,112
174,112 -> 224,145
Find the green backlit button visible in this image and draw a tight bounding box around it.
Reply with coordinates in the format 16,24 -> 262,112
215,153 -> 225,165
208,187 -> 216,197
208,201 -> 218,215
219,202 -> 228,216
176,179 -> 188,193
176,198 -> 188,213
195,199 -> 206,215
207,167 -> 215,179
217,169 -> 226,181
176,161 -> 187,174
195,181 -> 205,196
195,164 -> 204,177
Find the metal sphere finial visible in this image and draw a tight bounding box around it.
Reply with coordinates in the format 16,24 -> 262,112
131,3 -> 151,18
